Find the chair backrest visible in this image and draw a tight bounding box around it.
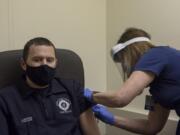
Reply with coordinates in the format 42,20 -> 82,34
0,49 -> 84,89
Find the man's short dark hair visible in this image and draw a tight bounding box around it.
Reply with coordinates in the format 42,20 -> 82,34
23,37 -> 56,61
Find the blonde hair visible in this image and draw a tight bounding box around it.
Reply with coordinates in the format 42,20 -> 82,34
114,28 -> 155,80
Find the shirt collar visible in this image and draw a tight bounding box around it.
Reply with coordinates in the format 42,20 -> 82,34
17,76 -> 67,99
47,78 -> 67,96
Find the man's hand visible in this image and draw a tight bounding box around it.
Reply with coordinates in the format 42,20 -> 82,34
92,104 -> 115,125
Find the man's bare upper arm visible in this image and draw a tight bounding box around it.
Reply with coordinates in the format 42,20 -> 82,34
79,108 -> 101,135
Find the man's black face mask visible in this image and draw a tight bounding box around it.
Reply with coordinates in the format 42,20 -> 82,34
26,65 -> 56,86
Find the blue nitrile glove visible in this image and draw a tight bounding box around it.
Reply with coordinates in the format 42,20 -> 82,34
84,88 -> 94,102
92,104 -> 115,125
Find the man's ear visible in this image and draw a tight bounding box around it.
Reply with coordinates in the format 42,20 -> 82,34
20,58 -> 26,71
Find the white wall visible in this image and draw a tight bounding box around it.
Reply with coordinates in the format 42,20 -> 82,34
0,0 -> 106,134
0,0 -> 9,50
0,0 -> 107,93
1,0 -> 180,134
106,0 -> 180,123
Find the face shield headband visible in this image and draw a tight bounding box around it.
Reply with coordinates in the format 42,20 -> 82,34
111,37 -> 151,59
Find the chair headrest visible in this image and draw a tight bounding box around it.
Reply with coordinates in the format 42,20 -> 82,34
0,49 -> 84,89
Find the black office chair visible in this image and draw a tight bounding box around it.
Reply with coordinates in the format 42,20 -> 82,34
0,49 -> 84,89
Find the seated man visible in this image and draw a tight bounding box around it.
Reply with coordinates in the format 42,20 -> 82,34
0,37 -> 100,135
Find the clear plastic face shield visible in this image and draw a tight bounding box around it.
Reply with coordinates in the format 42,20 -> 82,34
111,37 -> 151,80
110,51 -> 125,79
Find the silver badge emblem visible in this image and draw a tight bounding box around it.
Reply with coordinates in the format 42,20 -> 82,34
56,98 -> 71,113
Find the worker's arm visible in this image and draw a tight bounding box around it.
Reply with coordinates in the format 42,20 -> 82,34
93,103 -> 170,135
114,103 -> 170,134
90,71 -> 155,107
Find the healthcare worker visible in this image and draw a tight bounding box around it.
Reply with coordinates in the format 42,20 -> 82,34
84,27 -> 180,135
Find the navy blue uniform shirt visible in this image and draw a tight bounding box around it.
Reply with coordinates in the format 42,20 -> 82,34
0,77 -> 91,135
134,46 -> 180,134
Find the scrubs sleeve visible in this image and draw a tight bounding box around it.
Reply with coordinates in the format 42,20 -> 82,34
134,49 -> 168,76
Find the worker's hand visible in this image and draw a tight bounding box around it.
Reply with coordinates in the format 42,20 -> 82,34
84,88 -> 94,102
92,104 -> 115,125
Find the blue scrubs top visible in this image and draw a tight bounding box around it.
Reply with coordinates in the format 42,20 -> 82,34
134,46 -> 180,134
